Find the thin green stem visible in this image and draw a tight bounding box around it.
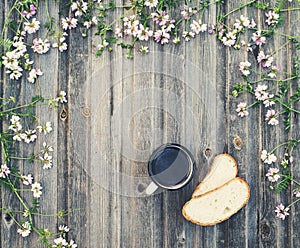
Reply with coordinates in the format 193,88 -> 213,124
9,180 -> 29,212
247,100 -> 260,109
221,0 -> 256,19
270,40 -> 291,56
273,31 -> 300,39
1,0 -> 21,38
281,8 -> 300,12
31,209 -> 78,217
1,99 -> 42,113
270,140 -> 300,154
286,197 -> 300,209
1,139 -> 9,161
290,178 -> 300,187
248,75 -> 298,85
277,100 -> 300,114
9,157 -> 33,160
106,6 -> 135,29
6,211 -> 23,228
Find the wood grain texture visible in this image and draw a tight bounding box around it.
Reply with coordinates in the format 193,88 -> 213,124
1,1 -> 23,247
1,0 -> 300,247
290,4 -> 300,248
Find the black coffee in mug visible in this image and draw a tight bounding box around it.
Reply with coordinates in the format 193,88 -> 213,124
148,144 -> 195,191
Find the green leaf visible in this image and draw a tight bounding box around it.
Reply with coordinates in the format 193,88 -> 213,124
0,38 -> 12,49
96,48 -> 104,56
254,3 -> 269,9
276,176 -> 290,194
31,95 -> 43,103
109,1 -> 115,8
7,20 -> 18,33
106,37 -> 117,44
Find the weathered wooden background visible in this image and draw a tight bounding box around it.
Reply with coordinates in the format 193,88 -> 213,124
1,0 -> 300,247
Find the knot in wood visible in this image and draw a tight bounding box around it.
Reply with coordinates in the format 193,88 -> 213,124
60,107 -> 68,121
233,136 -> 243,150
137,183 -> 145,193
81,106 -> 91,117
261,221 -> 271,238
204,147 -> 212,159
3,213 -> 13,227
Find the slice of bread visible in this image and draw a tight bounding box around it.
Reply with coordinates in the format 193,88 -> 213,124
192,154 -> 238,198
182,177 -> 250,226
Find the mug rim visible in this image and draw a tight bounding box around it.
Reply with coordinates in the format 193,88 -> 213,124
148,143 -> 195,190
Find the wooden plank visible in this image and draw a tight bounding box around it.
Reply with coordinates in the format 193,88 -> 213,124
225,1 -> 255,248
89,5 -> 124,246
209,1 -> 229,247
274,2 -> 292,247
31,2 -> 60,247
128,51 -> 162,248
257,2 -> 290,248
1,0 -> 23,247
289,2 -> 300,247
67,17 -> 90,248
162,51 -> 190,248
242,6 -> 262,248
55,0 -> 70,241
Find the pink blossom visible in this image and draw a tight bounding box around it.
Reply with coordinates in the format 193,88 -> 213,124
22,4 -> 36,19
123,16 -> 139,36
257,51 -> 273,67
114,27 -> 123,38
275,204 -> 289,220
28,68 -> 43,83
208,24 -> 216,34
84,16 -> 98,29
233,15 -> 250,30
252,30 -> 266,46
268,65 -> 281,79
24,18 -> 40,34
181,5 -> 197,19
236,102 -> 249,117
163,18 -> 176,32
263,95 -> 275,107
249,18 -> 257,28
265,109 -> 279,125
255,84 -> 268,101
22,174 -> 33,185
137,24 -> 153,41
71,1 -> 88,17
61,16 -> 78,30
151,11 -> 169,26
52,36 -> 68,52
221,31 -> 236,47
145,0 -> 158,8
266,167 -> 280,182
154,29 -> 170,44
190,20 -> 207,34
261,150 -> 277,164
239,61 -> 251,76
241,40 -> 253,52
266,10 -> 280,26
293,189 -> 300,198
31,38 -> 50,54
182,31 -> 195,41
0,164 -> 10,178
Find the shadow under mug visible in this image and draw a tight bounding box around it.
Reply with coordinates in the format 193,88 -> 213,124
145,143 -> 195,195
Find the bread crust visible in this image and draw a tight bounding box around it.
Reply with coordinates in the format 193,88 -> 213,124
182,177 -> 250,226
192,153 -> 238,198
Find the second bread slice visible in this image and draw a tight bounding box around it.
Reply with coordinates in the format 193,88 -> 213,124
192,154 -> 238,198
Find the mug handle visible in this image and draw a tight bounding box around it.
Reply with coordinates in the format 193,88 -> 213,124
145,182 -> 158,195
